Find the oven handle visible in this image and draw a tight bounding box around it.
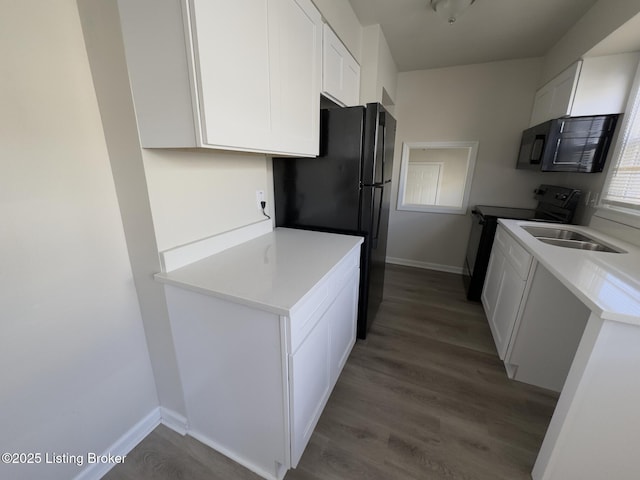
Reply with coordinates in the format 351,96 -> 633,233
471,209 -> 485,225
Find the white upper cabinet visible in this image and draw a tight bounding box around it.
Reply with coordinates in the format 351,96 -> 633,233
117,0 -> 322,157
322,24 -> 361,107
529,53 -> 640,127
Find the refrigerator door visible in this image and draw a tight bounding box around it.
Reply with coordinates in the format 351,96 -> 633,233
273,106 -> 365,232
359,104 -> 396,337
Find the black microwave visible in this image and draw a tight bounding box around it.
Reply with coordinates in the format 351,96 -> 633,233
516,114 -> 618,173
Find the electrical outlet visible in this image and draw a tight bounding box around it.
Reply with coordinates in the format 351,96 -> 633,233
583,191 -> 591,206
589,191 -> 599,207
256,190 -> 265,211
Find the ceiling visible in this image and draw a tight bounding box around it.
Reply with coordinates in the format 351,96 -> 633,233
348,0 -> 600,72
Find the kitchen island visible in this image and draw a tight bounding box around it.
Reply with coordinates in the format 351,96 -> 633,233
155,228 -> 363,480
496,219 -> 640,480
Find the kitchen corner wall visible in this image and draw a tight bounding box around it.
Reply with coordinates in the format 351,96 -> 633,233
360,25 -> 398,111
388,58 -> 566,272
540,0 -> 640,85
0,1 -> 158,479
77,0 -> 273,424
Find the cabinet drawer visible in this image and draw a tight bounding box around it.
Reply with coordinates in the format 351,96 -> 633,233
288,246 -> 360,353
495,226 -> 532,280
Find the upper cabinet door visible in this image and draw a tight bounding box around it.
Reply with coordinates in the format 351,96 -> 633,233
322,25 -> 360,107
529,62 -> 581,127
188,0 -> 275,151
272,0 -> 322,156
528,53 -> 639,127
547,63 -> 581,121
117,0 -> 321,157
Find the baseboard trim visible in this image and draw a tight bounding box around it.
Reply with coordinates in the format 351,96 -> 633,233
71,406 -> 283,480
73,408 -> 161,480
160,406 -> 189,435
386,256 -> 464,275
188,429 -> 282,480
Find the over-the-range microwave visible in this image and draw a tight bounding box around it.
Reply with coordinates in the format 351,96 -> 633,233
516,114 -> 618,173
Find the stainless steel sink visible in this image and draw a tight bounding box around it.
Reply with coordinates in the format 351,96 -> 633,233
522,226 -> 626,253
521,226 -> 592,241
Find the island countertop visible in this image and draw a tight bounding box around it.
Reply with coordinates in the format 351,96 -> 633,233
154,227 -> 363,316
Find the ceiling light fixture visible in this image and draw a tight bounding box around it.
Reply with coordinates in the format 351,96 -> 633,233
431,0 -> 476,24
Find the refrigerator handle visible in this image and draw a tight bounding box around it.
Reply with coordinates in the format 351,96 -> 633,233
379,113 -> 386,184
371,111 -> 387,185
373,185 -> 385,247
362,179 -> 391,188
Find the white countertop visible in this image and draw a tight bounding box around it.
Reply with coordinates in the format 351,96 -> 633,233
499,219 -> 640,325
155,228 -> 363,316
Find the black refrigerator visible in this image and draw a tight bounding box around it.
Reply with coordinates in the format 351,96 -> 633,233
273,103 -> 396,339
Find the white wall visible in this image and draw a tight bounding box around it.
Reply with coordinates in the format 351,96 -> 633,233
361,25 -> 399,109
540,0 -> 640,84
77,0 -> 187,419
388,58 -> 564,271
77,0 -> 277,421
0,1 -> 158,479
142,149 -> 270,252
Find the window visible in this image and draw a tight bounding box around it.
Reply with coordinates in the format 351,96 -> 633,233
397,141 -> 478,214
600,62 -> 640,220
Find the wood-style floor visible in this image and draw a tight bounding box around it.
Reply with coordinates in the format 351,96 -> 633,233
104,265 -> 558,480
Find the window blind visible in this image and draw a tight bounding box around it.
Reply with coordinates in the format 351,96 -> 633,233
602,67 -> 640,212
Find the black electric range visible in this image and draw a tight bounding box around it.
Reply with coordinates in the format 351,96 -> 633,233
464,185 -> 581,301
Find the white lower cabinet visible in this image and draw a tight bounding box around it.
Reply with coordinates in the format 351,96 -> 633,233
289,315 -> 331,468
505,264 -> 590,392
482,226 -> 532,359
289,273 -> 357,465
482,225 -> 590,392
163,249 -> 359,480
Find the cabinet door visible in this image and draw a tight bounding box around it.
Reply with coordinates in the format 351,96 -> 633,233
571,53 -> 640,117
481,249 -> 504,323
507,264 -> 590,392
189,0 -> 276,151
329,270 -> 358,382
289,313 -> 330,467
342,55 -> 361,107
490,259 -> 526,359
120,0 -> 321,155
322,24 -> 360,107
272,0 -> 322,156
482,247 -> 527,359
529,61 -> 580,127
548,63 -> 581,120
289,268 -> 358,467
529,84 -> 554,127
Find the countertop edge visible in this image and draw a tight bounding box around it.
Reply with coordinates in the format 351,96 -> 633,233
498,219 -> 640,326
154,274 -> 291,316
154,229 -> 364,316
